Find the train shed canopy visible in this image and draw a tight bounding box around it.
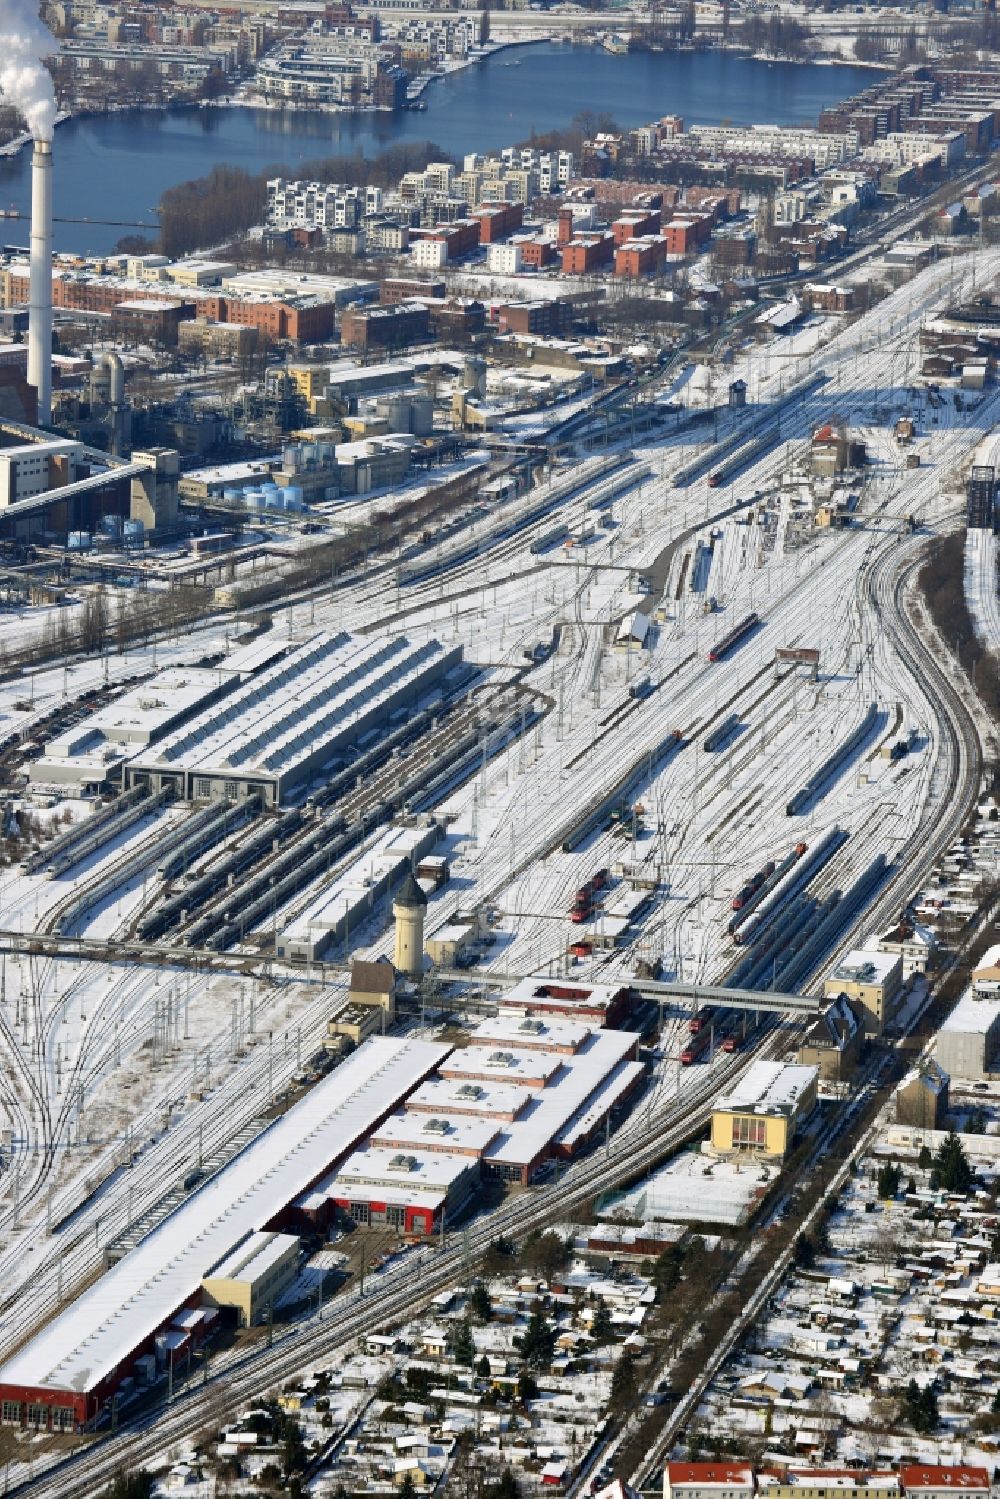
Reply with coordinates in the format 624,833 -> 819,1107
125,629 -> 462,805
0,1037 -> 450,1409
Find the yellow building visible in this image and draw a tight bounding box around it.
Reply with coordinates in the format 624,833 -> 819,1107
327,1001 -> 385,1050
823,948 -> 903,1036
201,1230 -> 300,1326
288,363 -> 330,405
710,1060 -> 818,1160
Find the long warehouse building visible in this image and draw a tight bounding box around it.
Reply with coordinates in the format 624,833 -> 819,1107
125,628 -> 463,805
0,1037 -> 450,1431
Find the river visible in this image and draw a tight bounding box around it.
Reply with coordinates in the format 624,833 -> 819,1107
0,44 -> 876,255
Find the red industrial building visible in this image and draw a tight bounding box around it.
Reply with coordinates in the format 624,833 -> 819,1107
339,301 -> 430,351
381,277 -> 446,305
0,1039 -> 449,1432
518,237 -> 558,269
661,213 -> 713,257
410,218 -> 481,261
494,299 -> 573,336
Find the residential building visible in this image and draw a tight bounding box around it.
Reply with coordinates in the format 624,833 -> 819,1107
664,1465 -> 755,1499
797,993 -> 863,1083
899,1470 -> 989,1499
935,986 -> 1000,1081
824,948 -> 903,1035
895,1060 -> 949,1130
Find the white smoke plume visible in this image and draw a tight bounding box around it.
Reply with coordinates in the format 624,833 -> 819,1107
0,1 -> 57,141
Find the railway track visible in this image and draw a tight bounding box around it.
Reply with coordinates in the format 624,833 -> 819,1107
10,1023 -> 798,1499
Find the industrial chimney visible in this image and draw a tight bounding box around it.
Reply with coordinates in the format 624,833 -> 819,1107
28,138 -> 53,426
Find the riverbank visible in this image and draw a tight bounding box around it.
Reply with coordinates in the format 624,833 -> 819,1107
0,47 -> 877,255
0,111 -> 73,159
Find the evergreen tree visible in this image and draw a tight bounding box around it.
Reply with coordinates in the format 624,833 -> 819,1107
103,1476 -> 154,1499
516,1307 -> 556,1369
904,1378 -> 939,1433
793,1233 -> 816,1270
451,1317 -> 475,1367
611,1351 -> 637,1403
652,1243 -> 684,1296
934,1132 -> 973,1195
483,1469 -> 520,1499
591,1300 -> 614,1344
877,1161 -> 902,1199
470,1281 -> 493,1321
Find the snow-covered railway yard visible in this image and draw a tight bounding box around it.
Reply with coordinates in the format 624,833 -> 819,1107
0,246 -> 995,1486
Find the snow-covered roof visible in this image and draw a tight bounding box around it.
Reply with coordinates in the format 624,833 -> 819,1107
666,1465 -> 754,1490
899,1468 -> 989,1493
130,630 -> 457,791
940,987 -> 1000,1037
500,975 -> 628,1014
714,1060 -> 817,1118
47,667 -> 229,754
828,947 -> 900,987
439,1046 -> 564,1087
471,1014 -> 594,1053
204,1230 -> 299,1285
334,1144 -> 475,1193
406,1078 -> 533,1119
0,1037 -> 449,1398
371,1111 -> 501,1155
483,1031 -> 641,1168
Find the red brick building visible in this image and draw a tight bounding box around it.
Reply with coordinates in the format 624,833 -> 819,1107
495,299 -> 573,336
339,302 -> 429,351
381,277 -> 446,305
612,209 -> 661,245
615,236 -> 666,277
471,202 -> 524,244
560,232 -> 615,274
661,214 -> 713,256
410,218 -> 481,261
518,238 -> 558,269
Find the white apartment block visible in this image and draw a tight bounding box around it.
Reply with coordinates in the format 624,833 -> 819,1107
389,16 -> 480,59
862,129 -> 966,169
411,238 -> 448,269
255,36 -> 380,104
499,146 -> 574,192
487,242 -> 522,275
266,180 -> 383,230
689,124 -> 860,168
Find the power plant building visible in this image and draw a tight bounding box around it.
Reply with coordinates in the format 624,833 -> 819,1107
125,629 -> 462,805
